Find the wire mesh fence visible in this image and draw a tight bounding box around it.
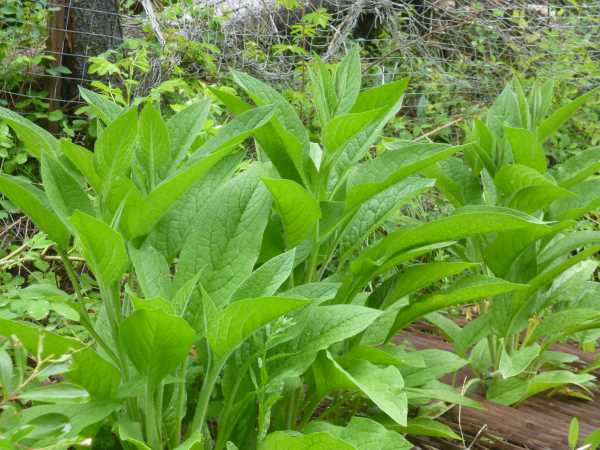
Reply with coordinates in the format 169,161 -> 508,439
1,0 -> 599,137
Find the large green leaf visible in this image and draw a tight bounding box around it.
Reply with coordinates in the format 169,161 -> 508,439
123,146 -> 235,238
0,174 -> 70,249
528,79 -> 555,127
321,109 -> 383,160
290,305 -> 380,355
484,221 -> 573,278
231,249 -> 296,301
401,349 -> 468,388
548,179 -> 600,220
68,349 -> 121,400
232,72 -> 309,181
339,177 -> 435,261
18,383 -> 89,403
167,98 -> 211,167
471,119 -> 496,174
41,153 -> 94,222
305,417 -> 412,450
387,275 -> 526,338
551,146 -> 600,188
79,86 -> 123,124
60,139 -> 102,190
538,230 -> 600,270
21,401 -> 120,439
527,370 -> 595,397
327,78 -> 409,195
209,88 -> 305,184
0,106 -> 59,158
494,164 -> 573,213
334,46 -> 361,115
175,166 -> 271,305
137,102 -> 172,189
422,157 -> 481,207
207,296 -> 308,359
536,86 -> 600,142
356,206 -> 548,269
93,107 -> 138,195
231,71 -> 309,154
70,211 -> 129,287
267,305 -> 381,383
316,353 -> 408,426
498,245 -> 600,337
260,431 -> 355,450
308,57 -> 336,127
528,309 -> 600,343
486,81 -> 524,135
504,126 -> 546,173
188,105 -> 276,161
373,261 -> 478,309
345,142 -> 464,207
399,417 -> 460,440
147,154 -> 242,260
129,244 -> 172,299
263,178 -> 320,248
0,318 -> 83,358
120,309 -> 195,385
499,344 -> 540,379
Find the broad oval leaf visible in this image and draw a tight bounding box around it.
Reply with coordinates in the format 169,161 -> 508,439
137,102 -> 172,189
0,174 -> 70,249
70,211 -> 128,287
124,146 -> 236,238
357,205 -> 549,269
263,178 -> 320,248
0,106 -> 59,158
79,86 -> 123,124
388,275 -> 527,339
536,86 -> 600,142
339,177 -> 435,261
167,98 -> 211,167
259,431 -> 355,450
60,139 -> 102,190
207,296 -> 309,359
175,166 -> 271,305
316,352 -> 408,426
0,318 -> 83,358
120,309 -> 195,385
41,153 -> 94,223
504,126 -> 546,173
305,416 -> 412,450
345,142 -> 464,207
231,249 -> 296,301
94,107 -> 138,195
494,164 -> 572,213
551,146 -> 600,188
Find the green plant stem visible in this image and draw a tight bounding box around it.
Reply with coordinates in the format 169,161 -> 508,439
57,249 -> 119,364
286,387 -> 301,429
190,358 -> 224,435
145,382 -> 161,450
170,361 -> 188,448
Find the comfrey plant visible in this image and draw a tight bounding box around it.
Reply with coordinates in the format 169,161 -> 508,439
423,79 -> 600,405
0,52 -> 551,449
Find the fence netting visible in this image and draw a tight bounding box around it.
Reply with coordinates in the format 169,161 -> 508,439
1,0 -> 599,138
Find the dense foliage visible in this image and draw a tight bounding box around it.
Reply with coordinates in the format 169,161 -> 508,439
0,47 -> 598,449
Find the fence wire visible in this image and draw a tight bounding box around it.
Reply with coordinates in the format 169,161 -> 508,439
1,0 -> 599,136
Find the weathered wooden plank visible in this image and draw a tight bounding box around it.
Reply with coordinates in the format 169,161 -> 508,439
396,325 -> 599,449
